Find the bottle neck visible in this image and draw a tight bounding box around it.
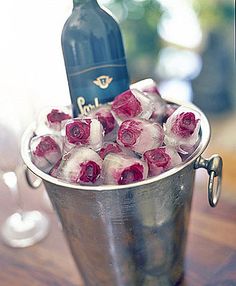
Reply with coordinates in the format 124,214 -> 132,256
73,0 -> 98,8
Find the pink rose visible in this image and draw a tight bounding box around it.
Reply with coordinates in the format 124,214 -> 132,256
95,108 -> 115,135
117,118 -> 164,154
65,119 -> 91,145
117,120 -> 142,147
31,135 -> 62,173
47,109 -> 71,124
118,163 -> 144,185
144,147 -> 182,176
112,90 -> 142,120
171,112 -> 199,138
102,153 -> 148,185
79,161 -> 101,183
33,135 -> 61,157
55,147 -> 103,185
99,142 -> 122,160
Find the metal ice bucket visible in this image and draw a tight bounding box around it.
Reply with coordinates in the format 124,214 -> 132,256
21,99 -> 222,286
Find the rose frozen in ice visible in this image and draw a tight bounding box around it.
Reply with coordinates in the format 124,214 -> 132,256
102,153 -> 148,185
117,118 -> 164,154
130,78 -> 160,95
130,79 -> 166,123
56,147 -> 103,185
111,89 -> 154,122
144,147 -> 182,176
35,106 -> 72,135
63,118 -> 104,151
98,142 -> 122,160
164,106 -> 201,154
47,108 -> 72,128
87,105 -> 116,135
30,135 -> 62,173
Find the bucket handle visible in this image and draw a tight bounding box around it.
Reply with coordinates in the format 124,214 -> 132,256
24,166 -> 42,189
194,154 -> 223,207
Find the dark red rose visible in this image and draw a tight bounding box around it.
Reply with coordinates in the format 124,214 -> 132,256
111,90 -> 142,120
118,163 -> 144,185
99,143 -> 122,160
79,161 -> 101,183
144,148 -> 171,174
171,112 -> 199,138
47,109 -> 71,123
66,119 -> 91,145
96,109 -> 115,135
33,136 -> 60,157
117,120 -> 142,147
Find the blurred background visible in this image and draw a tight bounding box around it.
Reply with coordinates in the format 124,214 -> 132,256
0,0 -> 235,121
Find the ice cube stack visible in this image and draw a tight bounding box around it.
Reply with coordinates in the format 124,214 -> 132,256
30,79 -> 201,186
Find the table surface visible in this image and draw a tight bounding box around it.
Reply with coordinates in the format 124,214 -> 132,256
0,114 -> 236,286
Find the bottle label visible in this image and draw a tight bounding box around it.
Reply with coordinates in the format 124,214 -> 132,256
67,58 -> 129,116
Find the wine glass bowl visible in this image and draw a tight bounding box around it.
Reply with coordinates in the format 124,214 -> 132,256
0,108 -> 50,248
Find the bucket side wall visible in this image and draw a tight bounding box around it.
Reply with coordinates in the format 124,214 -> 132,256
44,162 -> 196,286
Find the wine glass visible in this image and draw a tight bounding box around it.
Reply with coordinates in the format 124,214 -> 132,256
0,103 -> 50,248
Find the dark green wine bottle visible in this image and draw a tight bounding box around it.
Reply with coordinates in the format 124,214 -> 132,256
61,0 -> 130,116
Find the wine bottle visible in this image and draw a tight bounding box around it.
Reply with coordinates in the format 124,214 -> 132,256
61,0 -> 130,116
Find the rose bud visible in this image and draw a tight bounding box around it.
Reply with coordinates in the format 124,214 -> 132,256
87,105 -> 116,135
102,153 -> 148,185
98,142 -> 122,160
87,104 -> 118,141
56,147 -> 103,185
144,147 -> 182,176
35,106 -> 72,135
30,135 -> 62,173
130,78 -> 161,95
63,118 -> 104,152
111,89 -> 154,122
164,106 -> 201,154
117,118 -> 164,154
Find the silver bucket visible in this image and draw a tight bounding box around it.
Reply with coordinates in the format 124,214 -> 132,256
21,100 -> 222,286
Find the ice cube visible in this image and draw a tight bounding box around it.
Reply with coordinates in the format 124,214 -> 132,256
117,118 -> 164,154
30,134 -> 62,173
164,106 -> 201,154
87,104 -> 116,135
35,106 -> 72,135
62,118 -> 104,152
130,78 -> 161,95
111,89 -> 154,122
162,103 -> 179,123
102,153 -> 148,185
56,147 -> 103,185
98,142 -> 122,160
144,146 -> 182,176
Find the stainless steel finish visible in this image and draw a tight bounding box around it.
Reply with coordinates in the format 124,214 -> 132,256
21,100 -> 222,286
194,155 -> 223,207
24,166 -> 42,189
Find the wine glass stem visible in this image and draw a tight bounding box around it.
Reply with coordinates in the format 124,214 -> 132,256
4,171 -> 24,216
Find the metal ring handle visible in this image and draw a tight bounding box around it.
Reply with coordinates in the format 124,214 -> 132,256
24,165 -> 42,189
194,154 -> 223,207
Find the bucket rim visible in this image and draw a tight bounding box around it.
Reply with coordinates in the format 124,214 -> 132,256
21,97 -> 211,191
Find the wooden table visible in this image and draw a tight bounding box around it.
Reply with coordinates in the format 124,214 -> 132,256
0,114 -> 236,285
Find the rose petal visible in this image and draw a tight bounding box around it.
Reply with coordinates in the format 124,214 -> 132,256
117,118 -> 164,154
102,153 -> 148,185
